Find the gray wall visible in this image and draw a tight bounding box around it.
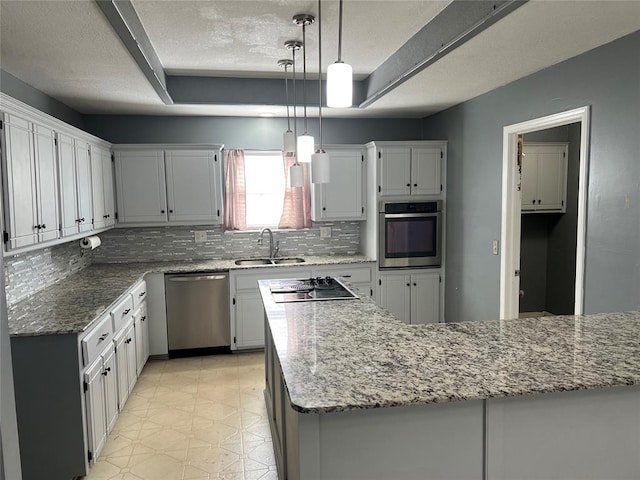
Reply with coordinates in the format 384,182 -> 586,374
0,69 -> 84,129
82,115 -> 423,148
422,30 -> 640,321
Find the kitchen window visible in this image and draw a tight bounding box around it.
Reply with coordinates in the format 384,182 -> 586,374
223,149 -> 311,231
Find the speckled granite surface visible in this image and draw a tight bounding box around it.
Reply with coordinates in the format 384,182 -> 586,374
8,255 -> 373,337
259,280 -> 640,413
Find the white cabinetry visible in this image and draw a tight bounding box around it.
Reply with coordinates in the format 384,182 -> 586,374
376,144 -> 443,197
90,144 -> 115,229
84,342 -> 118,465
230,266 -> 311,350
74,140 -> 94,233
231,263 -> 374,350
311,147 -> 365,221
165,150 -> 222,222
378,270 -> 441,324
133,302 -> 148,375
58,135 -> 94,235
113,146 -> 223,226
1,113 -> 60,248
114,149 -> 167,224
521,143 -> 568,212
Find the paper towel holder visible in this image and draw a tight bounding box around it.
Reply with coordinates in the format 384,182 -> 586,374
80,235 -> 101,254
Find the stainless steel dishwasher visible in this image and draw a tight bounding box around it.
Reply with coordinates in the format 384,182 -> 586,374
165,273 -> 230,356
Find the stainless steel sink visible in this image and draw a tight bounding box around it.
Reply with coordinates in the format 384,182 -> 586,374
272,257 -> 305,264
234,258 -> 273,265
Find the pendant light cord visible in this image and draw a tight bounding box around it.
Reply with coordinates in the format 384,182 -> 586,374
302,22 -> 308,133
318,0 -> 323,150
284,65 -> 291,131
292,48 -> 298,140
337,0 -> 343,62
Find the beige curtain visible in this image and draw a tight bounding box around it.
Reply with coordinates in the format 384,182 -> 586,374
279,153 -> 312,229
223,148 -> 247,230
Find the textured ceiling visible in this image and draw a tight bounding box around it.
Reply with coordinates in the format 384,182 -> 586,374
0,1 -> 638,118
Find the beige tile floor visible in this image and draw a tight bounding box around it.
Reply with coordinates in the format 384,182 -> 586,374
83,352 -> 277,480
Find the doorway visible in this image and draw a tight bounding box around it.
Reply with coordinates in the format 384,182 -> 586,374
499,107 -> 590,320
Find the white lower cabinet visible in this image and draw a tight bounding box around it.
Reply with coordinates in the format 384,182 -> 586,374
133,301 -> 149,375
231,263 -> 374,350
231,267 -> 311,350
378,270 -> 441,324
84,342 -> 118,465
114,326 -> 130,410
125,321 -> 138,395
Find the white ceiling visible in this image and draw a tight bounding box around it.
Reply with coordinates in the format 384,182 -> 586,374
1,1 -> 639,118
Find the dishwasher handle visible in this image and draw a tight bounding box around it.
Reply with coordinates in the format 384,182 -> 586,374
167,275 -> 227,282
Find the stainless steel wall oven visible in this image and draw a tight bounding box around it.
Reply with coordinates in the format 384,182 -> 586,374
379,201 -> 442,269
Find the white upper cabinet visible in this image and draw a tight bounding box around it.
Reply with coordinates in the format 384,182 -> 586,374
165,150 -> 222,223
114,146 -> 223,226
57,133 -> 80,237
521,143 -> 568,212
90,144 -> 115,229
1,113 -> 60,249
311,147 -> 365,221
74,141 -> 94,233
114,149 -> 168,224
377,143 -> 444,197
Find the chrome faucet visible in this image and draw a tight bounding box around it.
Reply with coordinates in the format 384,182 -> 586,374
258,228 -> 280,258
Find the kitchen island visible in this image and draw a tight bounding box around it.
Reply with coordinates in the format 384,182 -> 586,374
259,280 -> 640,480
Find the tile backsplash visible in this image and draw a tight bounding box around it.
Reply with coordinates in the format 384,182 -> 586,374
4,242 -> 92,306
91,223 -> 361,263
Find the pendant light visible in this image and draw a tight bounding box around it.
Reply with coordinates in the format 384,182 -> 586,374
327,0 -> 352,108
311,0 -> 330,183
293,13 -> 315,163
284,40 -> 304,187
278,58 -> 295,153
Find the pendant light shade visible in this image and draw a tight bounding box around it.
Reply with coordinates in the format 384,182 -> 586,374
327,61 -> 352,108
296,134 -> 314,163
327,0 -> 352,108
283,130 -> 296,153
289,161 -> 304,187
311,151 -> 330,183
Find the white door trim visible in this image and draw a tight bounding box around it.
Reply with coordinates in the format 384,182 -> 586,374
500,106 -> 590,319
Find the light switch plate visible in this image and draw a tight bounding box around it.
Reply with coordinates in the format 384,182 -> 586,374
194,231 -> 207,243
320,227 -> 332,238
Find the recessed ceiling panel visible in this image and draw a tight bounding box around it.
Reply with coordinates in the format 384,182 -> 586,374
132,0 -> 450,77
0,0 -> 162,112
368,0 -> 640,116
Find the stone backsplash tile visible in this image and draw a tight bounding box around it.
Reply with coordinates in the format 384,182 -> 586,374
90,223 -> 361,263
4,242 -> 92,306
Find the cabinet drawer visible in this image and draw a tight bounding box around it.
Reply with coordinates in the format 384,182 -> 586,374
130,280 -> 147,308
111,295 -> 134,333
313,266 -> 372,284
82,314 -> 114,367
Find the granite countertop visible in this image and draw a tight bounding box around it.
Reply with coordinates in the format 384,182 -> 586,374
258,280 -> 640,414
8,255 -> 373,337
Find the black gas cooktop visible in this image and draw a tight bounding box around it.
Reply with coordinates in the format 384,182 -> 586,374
269,276 -> 359,303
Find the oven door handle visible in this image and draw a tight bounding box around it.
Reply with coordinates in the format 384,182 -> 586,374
383,213 -> 439,218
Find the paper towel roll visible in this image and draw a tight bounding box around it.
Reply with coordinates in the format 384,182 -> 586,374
80,235 -> 101,250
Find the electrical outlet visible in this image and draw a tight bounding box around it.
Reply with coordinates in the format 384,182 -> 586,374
194,231 -> 207,243
320,226 -> 332,238
492,240 -> 499,255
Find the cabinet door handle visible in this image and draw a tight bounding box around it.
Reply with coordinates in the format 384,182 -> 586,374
81,217 -> 85,222
122,309 -> 131,315
413,184 -> 417,187
537,199 -> 541,204
139,292 -> 146,297
169,209 -> 174,213
41,224 -> 46,229
141,316 -> 146,321
413,283 -> 417,286
532,200 -> 536,205
99,332 -> 110,341
342,275 -> 352,278
103,214 -> 109,219
406,183 -> 411,187
406,283 -> 410,287
34,225 -> 40,230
